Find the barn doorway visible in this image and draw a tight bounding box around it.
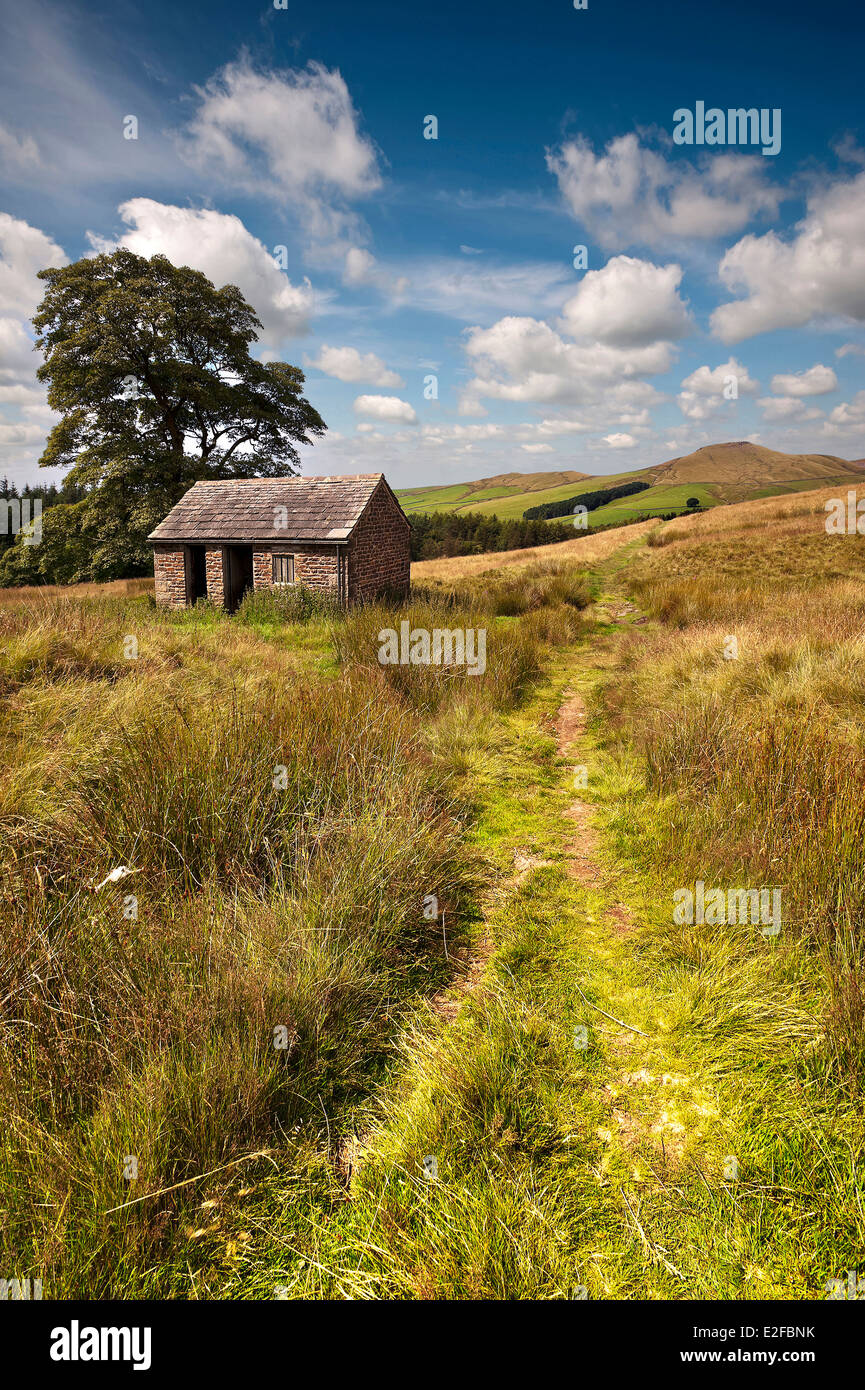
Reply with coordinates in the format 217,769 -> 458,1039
224,545 -> 254,612
185,545 -> 208,606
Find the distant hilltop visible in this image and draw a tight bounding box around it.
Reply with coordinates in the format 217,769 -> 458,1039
647,442 -> 865,487
397,442 -> 865,525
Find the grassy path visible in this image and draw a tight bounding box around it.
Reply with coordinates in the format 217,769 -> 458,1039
241,541 -> 861,1299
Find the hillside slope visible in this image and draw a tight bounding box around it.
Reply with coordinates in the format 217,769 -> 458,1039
648,441 -> 861,486
398,442 -> 865,522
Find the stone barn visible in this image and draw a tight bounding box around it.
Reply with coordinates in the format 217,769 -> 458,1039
148,473 -> 411,611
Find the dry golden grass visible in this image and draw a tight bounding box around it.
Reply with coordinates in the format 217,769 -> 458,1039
411,518 -> 658,582
640,485 -> 865,601
0,576 -> 154,606
648,480 -> 865,542
650,441 -> 860,487
607,480 -> 865,1083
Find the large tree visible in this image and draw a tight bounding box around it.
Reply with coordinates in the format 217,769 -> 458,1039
14,249 -> 326,581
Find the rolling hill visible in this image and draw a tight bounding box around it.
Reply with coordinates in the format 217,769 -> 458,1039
397,443 -> 865,525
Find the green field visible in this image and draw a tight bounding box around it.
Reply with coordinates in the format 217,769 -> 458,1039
398,483 -> 476,509
587,482 -> 716,525
398,471 -> 651,521
398,469 -> 705,524
397,468 -> 857,526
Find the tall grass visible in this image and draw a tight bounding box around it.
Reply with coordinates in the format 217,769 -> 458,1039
415,559 -> 592,617
0,554 -> 590,1295
0,671 -> 475,1294
236,584 -> 340,624
608,496 -> 865,1085
333,601 -> 540,714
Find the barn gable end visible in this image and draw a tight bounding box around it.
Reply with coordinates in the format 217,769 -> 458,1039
347,477 -> 412,603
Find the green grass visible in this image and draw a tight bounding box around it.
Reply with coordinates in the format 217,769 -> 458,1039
4,496 -> 865,1300
0,553 -> 596,1298
398,484 -> 473,510
397,471 -> 651,519
398,476 -> 721,525
214,621 -> 864,1298
588,482 -> 717,525
398,469 -> 864,526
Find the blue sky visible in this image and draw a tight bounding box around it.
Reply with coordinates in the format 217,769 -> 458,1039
1,0 -> 863,489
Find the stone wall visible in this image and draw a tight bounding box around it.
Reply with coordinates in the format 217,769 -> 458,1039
204,547 -> 225,608
347,482 -> 411,601
153,546 -> 187,608
252,546 -> 340,594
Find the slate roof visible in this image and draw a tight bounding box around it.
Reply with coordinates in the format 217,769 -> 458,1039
148,474 -> 400,544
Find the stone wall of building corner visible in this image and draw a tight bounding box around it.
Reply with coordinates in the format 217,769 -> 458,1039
252,550 -> 271,590
347,485 -> 411,602
253,546 -> 340,593
205,546 -> 226,607
153,547 -> 188,609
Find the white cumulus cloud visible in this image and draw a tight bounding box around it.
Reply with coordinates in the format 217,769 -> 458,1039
757,397 -> 823,422
353,394 -> 418,424
711,170 -> 865,343
89,199 -> 314,346
516,417 -> 591,438
181,59 -> 381,245
0,212 -> 67,321
677,357 -> 758,420
560,255 -> 692,348
823,391 -> 865,434
307,344 -> 402,387
0,214 -> 67,477
769,364 -> 838,396
547,133 -> 782,250
460,312 -> 674,415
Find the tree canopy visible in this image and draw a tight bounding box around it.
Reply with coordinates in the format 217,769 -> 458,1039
2,249 -> 326,584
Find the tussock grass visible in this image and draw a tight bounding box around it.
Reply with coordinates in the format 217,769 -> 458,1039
0,668 -> 473,1292
612,488 -> 865,1085
333,601 -> 540,715
0,553 -> 593,1296
410,518 -> 659,583
415,558 -> 592,616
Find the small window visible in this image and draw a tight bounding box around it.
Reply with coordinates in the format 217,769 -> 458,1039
272,553 -> 295,586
